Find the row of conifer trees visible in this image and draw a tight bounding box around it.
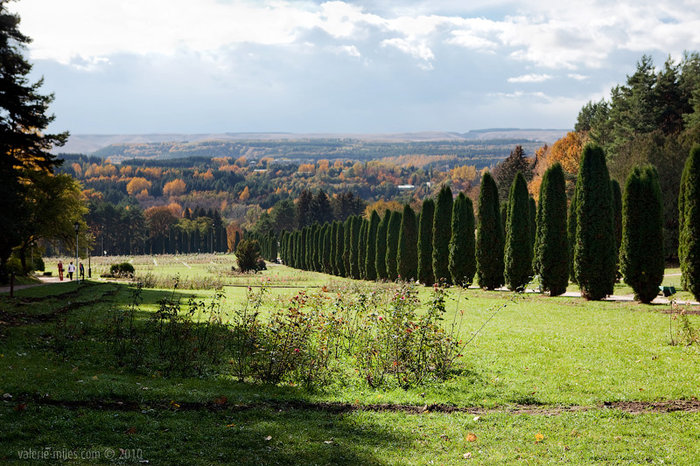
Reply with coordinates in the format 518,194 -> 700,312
275,143 -> 700,302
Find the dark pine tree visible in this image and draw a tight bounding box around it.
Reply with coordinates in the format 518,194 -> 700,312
534,163 -> 569,296
477,172 -> 505,289
432,185 -> 453,284
398,204 -> 418,281
386,210 -> 402,281
504,172 -> 533,291
417,198 -> 435,285
296,190 -> 313,228
375,210 -> 390,280
365,211 -> 380,281
620,165 -> 665,303
574,144 -> 616,300
679,144 -> 700,300
449,193 -> 476,286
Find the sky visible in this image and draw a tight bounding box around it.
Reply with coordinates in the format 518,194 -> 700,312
12,0 -> 700,134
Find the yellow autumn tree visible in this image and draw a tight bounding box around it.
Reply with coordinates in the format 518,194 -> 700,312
239,186 -> 250,201
126,177 -> 152,196
163,179 -> 186,196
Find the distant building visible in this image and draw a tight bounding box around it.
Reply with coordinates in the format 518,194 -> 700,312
397,184 -> 415,190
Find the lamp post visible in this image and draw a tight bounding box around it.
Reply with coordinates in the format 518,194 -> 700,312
74,222 -> 79,282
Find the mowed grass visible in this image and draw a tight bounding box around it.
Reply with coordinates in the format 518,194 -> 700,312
2,255 -> 700,464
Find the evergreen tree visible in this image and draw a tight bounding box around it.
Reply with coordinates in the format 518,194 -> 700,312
358,218 -> 368,278
0,4 -> 68,281
311,190 -> 334,225
432,185 -> 453,284
417,199 -> 435,285
449,193 -> 476,286
322,224 -> 332,273
343,217 -> 352,275
365,211 -> 380,281
621,165 -> 665,303
611,179 -> 623,277
574,144 -> 617,300
500,201 -> 509,241
567,184 -> 579,283
375,210 -> 390,280
528,196 -> 537,249
312,224 -> 321,271
398,204 -> 418,281
336,221 -> 346,277
477,172 -> 505,289
534,163 -> 569,296
350,216 -> 361,279
300,227 -> 308,269
504,173 -> 533,291
679,144 -> 700,300
296,190 -> 313,228
386,210 -> 402,281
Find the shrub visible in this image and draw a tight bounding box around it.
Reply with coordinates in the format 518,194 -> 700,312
236,239 -> 262,273
620,165 -> 664,303
110,262 -> 135,277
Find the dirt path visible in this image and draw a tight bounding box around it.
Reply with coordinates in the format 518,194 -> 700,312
0,275 -> 73,294
15,397 -> 700,416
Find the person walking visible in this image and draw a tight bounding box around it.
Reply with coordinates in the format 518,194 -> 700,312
57,261 -> 64,281
67,261 -> 75,280
79,263 -> 85,280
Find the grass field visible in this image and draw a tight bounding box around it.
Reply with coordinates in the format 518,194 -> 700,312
2,254 -> 699,464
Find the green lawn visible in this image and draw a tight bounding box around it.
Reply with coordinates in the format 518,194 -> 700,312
2,256 -> 699,464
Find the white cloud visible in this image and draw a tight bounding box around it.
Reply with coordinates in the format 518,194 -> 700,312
568,74 -> 589,81
507,74 -> 553,83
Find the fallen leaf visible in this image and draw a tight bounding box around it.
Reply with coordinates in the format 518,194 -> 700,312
472,416 -> 480,422
91,375 -> 98,380
170,400 -> 180,409
264,435 -> 272,441
466,433 -> 477,442
14,403 -> 26,412
125,426 -> 136,435
463,452 -> 472,459
535,433 -> 544,444
214,396 -> 228,406
225,423 -> 236,428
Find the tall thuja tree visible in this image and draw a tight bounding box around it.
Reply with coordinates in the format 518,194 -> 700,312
534,163 -> 569,296
313,225 -> 322,271
449,193 -> 476,286
358,218 -> 368,278
343,217 -> 352,275
528,197 -> 536,250
621,165 -> 665,303
398,204 -> 418,281
504,172 -> 533,291
365,210 -> 380,281
300,227 -> 308,270
574,144 -> 616,300
329,222 -> 337,274
335,221 -> 346,277
500,201 -> 509,241
567,184 -> 579,283
679,144 -> 700,300
375,210 -> 390,280
477,172 -> 505,289
350,216 -> 362,279
386,210 -> 402,281
417,198 -> 435,285
432,185 -> 453,284
322,223 -> 332,273
611,179 -> 623,277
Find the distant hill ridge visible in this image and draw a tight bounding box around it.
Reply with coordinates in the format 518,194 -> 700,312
57,129 -> 568,156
